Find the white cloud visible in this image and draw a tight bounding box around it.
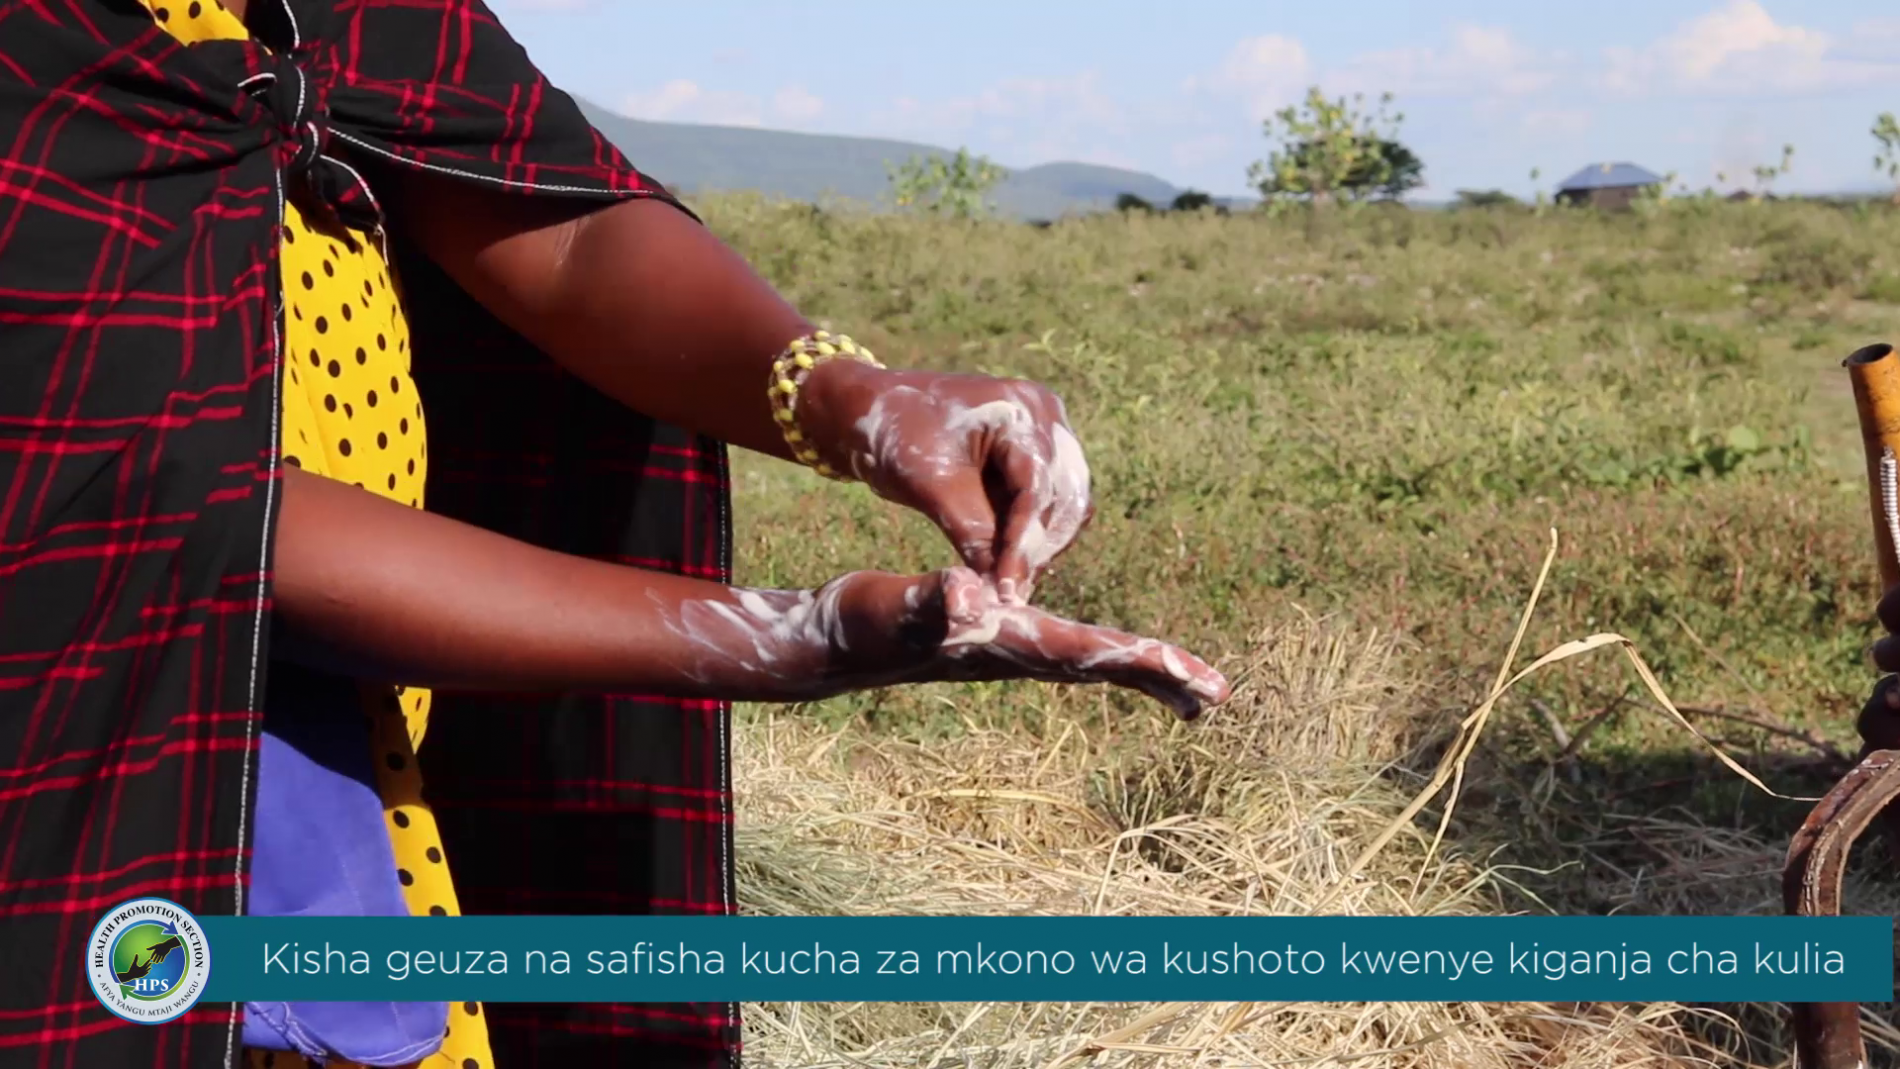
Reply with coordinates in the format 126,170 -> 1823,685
1336,26 -> 1557,101
621,80 -> 828,129
1197,35 -> 1312,121
1191,25 -> 1557,131
1601,0 -> 1896,96
772,85 -> 825,122
621,80 -> 761,126
866,72 -> 1133,166
597,3 -> 1897,200
1518,108 -> 1593,139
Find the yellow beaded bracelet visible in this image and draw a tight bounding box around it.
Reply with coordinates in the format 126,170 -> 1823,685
768,330 -> 884,480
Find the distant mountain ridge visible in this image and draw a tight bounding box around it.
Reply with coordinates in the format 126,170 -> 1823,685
575,99 -> 1187,220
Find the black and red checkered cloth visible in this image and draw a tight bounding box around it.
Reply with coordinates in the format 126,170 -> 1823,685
0,1 -> 739,1066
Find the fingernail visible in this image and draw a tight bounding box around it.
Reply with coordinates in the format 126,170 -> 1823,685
1188,677 -> 1227,703
997,578 -> 1019,604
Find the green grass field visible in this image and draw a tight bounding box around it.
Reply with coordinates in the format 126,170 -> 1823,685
700,195 -> 1900,1067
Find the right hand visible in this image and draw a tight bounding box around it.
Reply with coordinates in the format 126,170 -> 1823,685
820,567 -> 1231,720
797,362 -> 1095,604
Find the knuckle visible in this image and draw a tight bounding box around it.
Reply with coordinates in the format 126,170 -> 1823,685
947,515 -> 995,542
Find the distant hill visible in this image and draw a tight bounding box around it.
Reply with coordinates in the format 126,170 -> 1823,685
575,99 -> 1185,220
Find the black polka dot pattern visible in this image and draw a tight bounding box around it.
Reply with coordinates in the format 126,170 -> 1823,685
148,0 -> 462,1057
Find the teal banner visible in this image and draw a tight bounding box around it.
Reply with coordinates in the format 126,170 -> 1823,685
193,915 -> 1892,1003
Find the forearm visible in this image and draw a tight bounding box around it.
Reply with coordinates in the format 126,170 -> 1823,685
270,471 -> 1229,718
392,177 -> 832,461
271,467 -> 838,698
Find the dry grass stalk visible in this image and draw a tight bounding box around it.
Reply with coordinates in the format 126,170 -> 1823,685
732,559 -> 1811,1067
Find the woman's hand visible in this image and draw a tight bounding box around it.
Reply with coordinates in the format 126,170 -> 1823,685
277,468 -> 1225,714
809,567 -> 1229,719
397,187 -> 1093,600
799,360 -> 1092,604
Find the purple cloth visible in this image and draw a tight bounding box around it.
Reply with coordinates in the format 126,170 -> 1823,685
243,665 -> 449,1065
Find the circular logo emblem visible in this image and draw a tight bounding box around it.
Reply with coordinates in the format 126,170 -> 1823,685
86,898 -> 211,1024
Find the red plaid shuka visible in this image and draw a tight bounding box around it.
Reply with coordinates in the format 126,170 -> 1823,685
0,1 -> 738,1067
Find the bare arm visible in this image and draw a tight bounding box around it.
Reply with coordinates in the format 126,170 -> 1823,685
274,466 -> 860,699
388,179 -> 824,462
387,174 -> 1095,591
269,468 -> 1228,715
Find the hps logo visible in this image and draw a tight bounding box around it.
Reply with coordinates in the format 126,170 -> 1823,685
87,898 -> 212,1024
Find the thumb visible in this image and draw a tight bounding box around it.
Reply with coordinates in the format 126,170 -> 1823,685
924,476 -> 1002,576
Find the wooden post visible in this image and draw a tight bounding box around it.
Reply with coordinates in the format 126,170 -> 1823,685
1786,342 -> 1900,1069
1847,342 -> 1900,591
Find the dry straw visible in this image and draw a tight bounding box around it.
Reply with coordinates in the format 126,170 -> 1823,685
732,529 -> 1876,1068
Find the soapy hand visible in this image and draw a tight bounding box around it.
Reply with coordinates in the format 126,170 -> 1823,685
821,567 -> 1230,719
798,362 -> 1093,604
766,364 -> 1220,715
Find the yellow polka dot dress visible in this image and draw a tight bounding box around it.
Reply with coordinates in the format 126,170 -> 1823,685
141,3 -> 494,1068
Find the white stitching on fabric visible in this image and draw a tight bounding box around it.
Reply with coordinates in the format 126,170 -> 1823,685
236,5 -> 298,1065
276,0 -> 301,48
322,153 -> 381,216
288,64 -> 305,137
274,41 -> 716,1057
328,130 -> 634,196
229,156 -> 286,1069
714,441 -> 738,1063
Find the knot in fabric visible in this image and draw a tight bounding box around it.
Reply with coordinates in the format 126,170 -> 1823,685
192,38 -> 382,232
240,52 -> 328,184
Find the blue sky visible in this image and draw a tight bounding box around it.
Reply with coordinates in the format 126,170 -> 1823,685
487,0 -> 1900,199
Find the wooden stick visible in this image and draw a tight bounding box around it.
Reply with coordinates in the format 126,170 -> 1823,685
1847,342 -> 1900,590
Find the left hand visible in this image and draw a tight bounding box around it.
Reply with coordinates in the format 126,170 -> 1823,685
794,567 -> 1229,719
797,360 -> 1094,603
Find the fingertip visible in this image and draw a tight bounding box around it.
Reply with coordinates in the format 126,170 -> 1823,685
959,541 -> 996,575
992,498 -> 1042,584
935,497 -> 999,576
1194,676 -> 1232,707
991,551 -> 1031,604
940,567 -> 990,625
